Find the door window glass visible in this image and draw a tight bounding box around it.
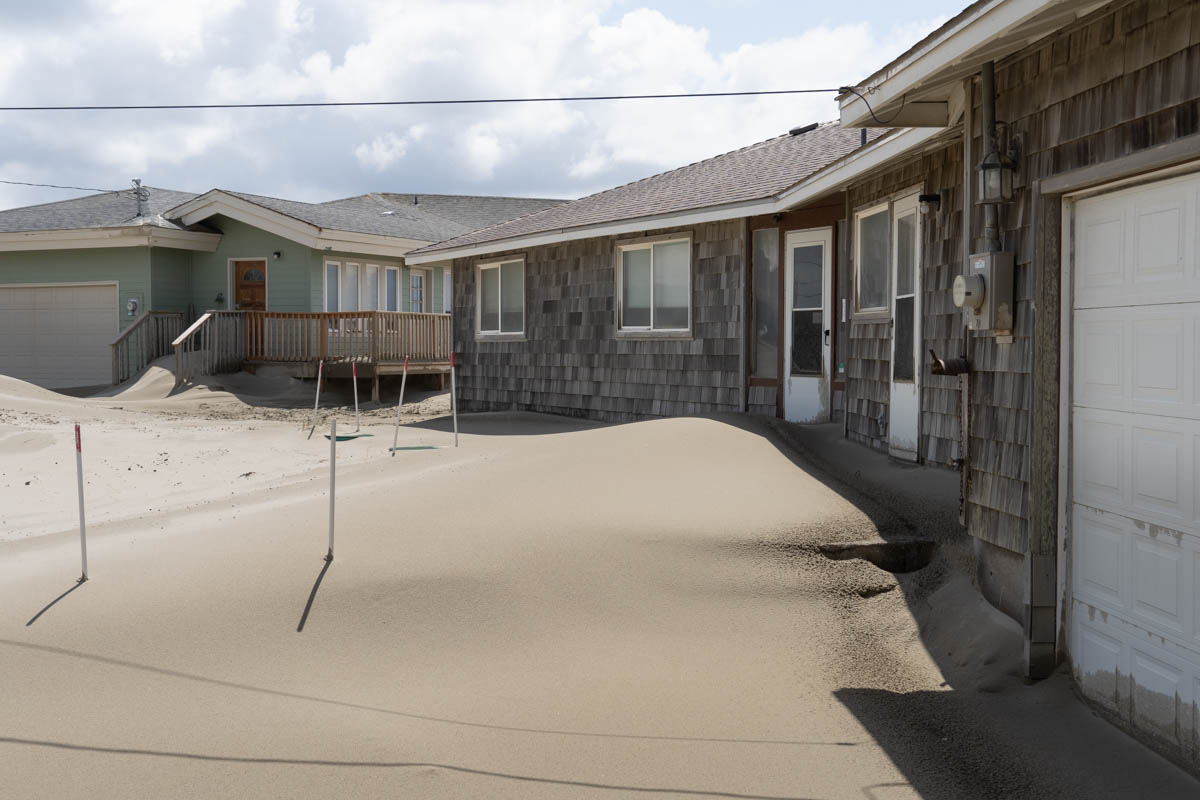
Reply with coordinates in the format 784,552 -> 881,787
791,244 -> 823,375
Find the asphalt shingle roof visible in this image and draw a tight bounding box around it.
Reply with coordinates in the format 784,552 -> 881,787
412,122 -> 885,255
0,187 -> 198,233
0,187 -> 566,242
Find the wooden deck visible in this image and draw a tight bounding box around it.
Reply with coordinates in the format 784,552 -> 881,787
159,310 -> 452,398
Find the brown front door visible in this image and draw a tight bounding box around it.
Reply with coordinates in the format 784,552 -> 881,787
233,259 -> 267,310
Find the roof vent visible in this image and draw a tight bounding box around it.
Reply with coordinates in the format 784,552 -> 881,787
412,195 -> 419,205
131,178 -> 149,218
788,123 -> 818,136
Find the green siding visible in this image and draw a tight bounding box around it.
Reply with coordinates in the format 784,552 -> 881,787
0,246 -> 151,330
190,215 -> 312,312
149,247 -> 192,312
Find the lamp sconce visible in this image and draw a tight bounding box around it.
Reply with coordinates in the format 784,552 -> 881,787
918,193 -> 941,216
272,251 -> 282,260
214,291 -> 225,306
977,122 -> 1019,205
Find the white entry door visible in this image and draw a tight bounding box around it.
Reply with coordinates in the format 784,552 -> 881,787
783,227 -> 832,423
1068,167 -> 1200,753
888,193 -> 921,460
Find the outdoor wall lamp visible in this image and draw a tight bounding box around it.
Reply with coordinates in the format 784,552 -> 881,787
273,251 -> 282,259
918,193 -> 941,215
214,291 -> 225,306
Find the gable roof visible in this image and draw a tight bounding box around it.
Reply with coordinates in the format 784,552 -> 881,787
212,191 -> 566,244
0,187 -> 197,233
407,122 -> 885,262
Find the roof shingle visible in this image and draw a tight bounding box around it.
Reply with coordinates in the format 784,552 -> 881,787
412,122 -> 885,255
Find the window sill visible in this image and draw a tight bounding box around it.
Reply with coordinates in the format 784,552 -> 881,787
615,329 -> 694,341
851,309 -> 892,322
475,332 -> 526,343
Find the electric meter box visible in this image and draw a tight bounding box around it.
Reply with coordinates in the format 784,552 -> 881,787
953,250 -> 1014,333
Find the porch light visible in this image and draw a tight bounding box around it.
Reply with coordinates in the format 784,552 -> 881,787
977,147 -> 1014,204
214,291 -> 225,306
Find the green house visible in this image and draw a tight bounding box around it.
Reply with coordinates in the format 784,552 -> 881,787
0,186 -> 562,390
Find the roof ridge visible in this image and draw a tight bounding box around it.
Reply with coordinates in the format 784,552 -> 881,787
377,192 -> 569,203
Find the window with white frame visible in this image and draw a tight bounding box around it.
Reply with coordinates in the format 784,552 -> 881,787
324,260 -> 401,311
384,266 -> 400,312
410,270 -> 427,313
443,270 -> 452,314
854,204 -> 890,314
477,259 -> 524,334
616,237 -> 691,331
363,264 -> 380,311
324,261 -> 340,312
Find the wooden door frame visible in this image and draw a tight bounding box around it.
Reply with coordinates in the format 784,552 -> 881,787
228,257 -> 269,311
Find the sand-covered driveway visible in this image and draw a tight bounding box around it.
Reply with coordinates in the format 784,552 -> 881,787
2,372 -> 1197,799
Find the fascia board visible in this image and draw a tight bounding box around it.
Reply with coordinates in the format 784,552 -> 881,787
839,0 -> 1065,127
317,233 -> 430,258
404,198 -> 778,265
175,192 -> 323,246
147,228 -> 222,252
0,226 -> 151,252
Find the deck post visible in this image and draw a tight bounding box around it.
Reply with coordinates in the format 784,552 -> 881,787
371,372 -> 380,404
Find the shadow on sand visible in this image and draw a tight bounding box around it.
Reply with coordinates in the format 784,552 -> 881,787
296,559 -> 332,633
26,581 -> 86,627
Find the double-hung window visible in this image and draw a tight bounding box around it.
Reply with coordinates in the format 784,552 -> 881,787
384,266 -> 400,312
325,260 -> 398,311
477,258 -> 524,335
616,237 -> 691,332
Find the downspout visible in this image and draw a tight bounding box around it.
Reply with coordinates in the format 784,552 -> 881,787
959,74 -> 976,527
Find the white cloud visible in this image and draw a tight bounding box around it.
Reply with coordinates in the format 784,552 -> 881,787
354,131 -> 409,171
0,2 -> 950,209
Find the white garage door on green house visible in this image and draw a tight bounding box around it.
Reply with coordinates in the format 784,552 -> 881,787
0,282 -> 118,389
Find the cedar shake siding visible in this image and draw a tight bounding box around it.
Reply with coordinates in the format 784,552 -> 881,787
842,0 -> 1200,557
451,221 -> 745,421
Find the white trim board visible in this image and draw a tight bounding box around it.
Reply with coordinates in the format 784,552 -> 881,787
0,225 -> 220,252
170,190 -> 430,258
406,127 -> 945,266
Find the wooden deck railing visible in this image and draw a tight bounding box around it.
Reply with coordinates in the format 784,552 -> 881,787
172,311 -> 246,386
172,310 -> 451,386
243,311 -> 452,364
110,310 -> 185,385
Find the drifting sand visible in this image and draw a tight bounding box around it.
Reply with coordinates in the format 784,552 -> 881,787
1,369 -> 1196,798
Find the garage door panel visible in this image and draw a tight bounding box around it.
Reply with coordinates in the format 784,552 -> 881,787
1131,647 -> 1185,742
0,283 -> 116,388
1073,411 -> 1127,508
1074,505 -> 1127,609
1131,532 -> 1187,635
1075,171 -> 1200,309
1074,621 -> 1124,712
1131,425 -> 1187,521
1074,312 -> 1127,409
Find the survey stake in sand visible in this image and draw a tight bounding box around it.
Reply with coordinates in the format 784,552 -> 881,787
391,356 -> 409,457
307,359 -> 324,440
326,417 -> 336,562
73,423 -> 88,583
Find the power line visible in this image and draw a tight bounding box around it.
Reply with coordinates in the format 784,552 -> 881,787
0,178 -> 123,193
0,88 -> 840,112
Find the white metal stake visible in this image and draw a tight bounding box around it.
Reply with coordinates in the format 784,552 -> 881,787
391,355 -> 409,457
352,361 -> 360,432
327,417 -> 336,562
74,424 -> 88,582
308,359 -> 324,440
450,352 -> 459,448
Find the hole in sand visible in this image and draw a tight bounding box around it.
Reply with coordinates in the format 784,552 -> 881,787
817,538 -> 936,574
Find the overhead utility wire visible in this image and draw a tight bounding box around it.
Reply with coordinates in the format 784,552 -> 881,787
0,178 -> 124,193
0,88 -> 841,112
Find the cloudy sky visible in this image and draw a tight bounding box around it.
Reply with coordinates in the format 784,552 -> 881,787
0,0 -> 958,211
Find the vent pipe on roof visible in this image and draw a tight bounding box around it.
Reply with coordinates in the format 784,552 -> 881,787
131,178 -> 149,218
860,128 -> 867,147
413,195 -> 419,205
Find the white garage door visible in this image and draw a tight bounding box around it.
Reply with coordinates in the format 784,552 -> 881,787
0,283 -> 118,389
1070,168 -> 1200,752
